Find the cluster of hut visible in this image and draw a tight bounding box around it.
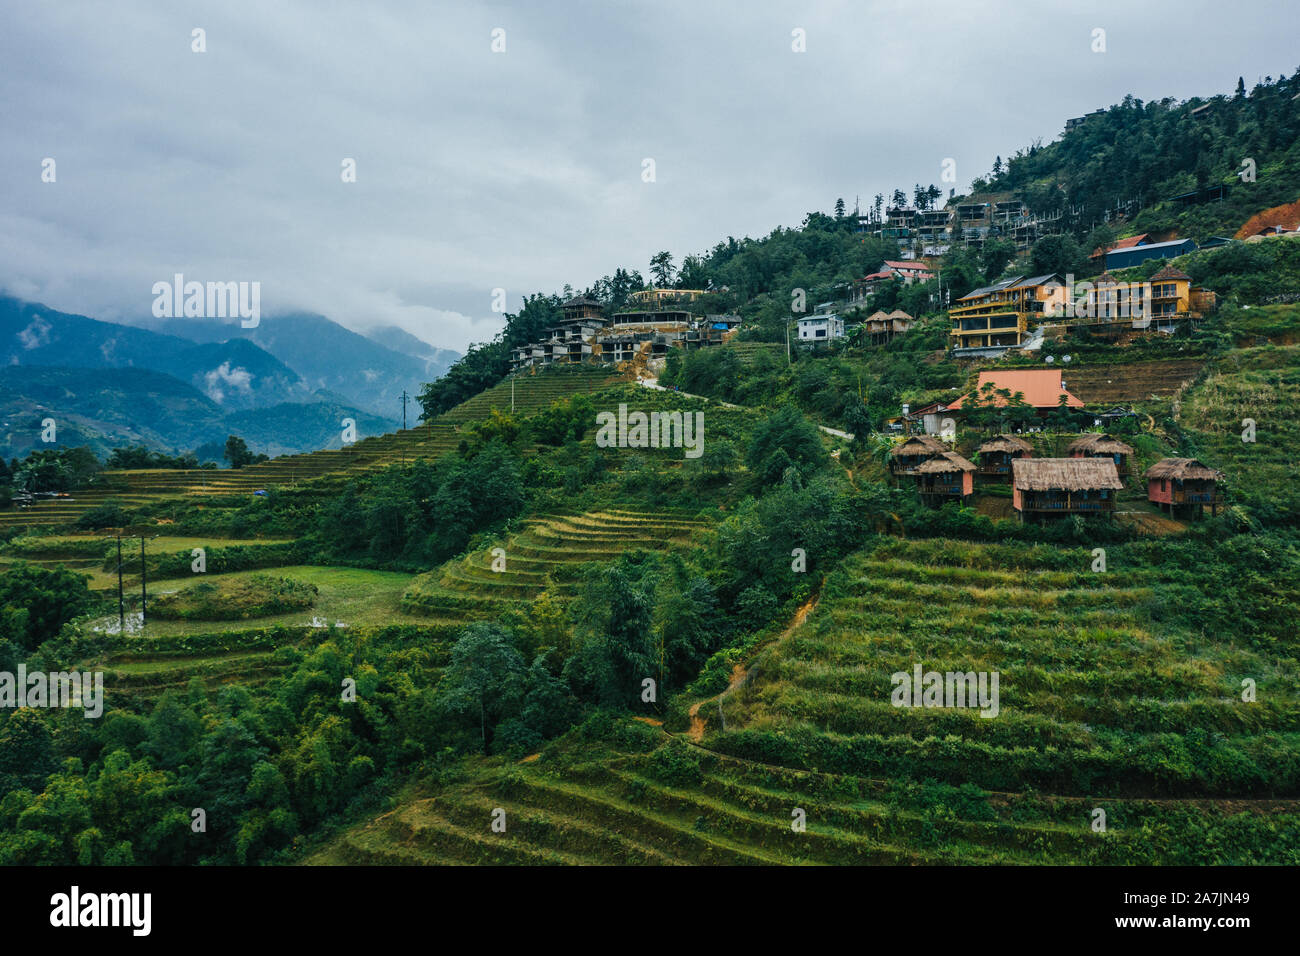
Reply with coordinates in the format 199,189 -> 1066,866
889,432 -> 1224,520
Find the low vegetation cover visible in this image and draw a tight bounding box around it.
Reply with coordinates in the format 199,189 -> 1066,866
149,575 -> 319,621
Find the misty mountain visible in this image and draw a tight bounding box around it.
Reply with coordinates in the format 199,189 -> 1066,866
365,325 -> 462,378
0,365 -> 396,462
1,296 -> 311,410
149,312 -> 459,417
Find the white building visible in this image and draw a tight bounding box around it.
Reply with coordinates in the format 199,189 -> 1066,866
797,313 -> 844,343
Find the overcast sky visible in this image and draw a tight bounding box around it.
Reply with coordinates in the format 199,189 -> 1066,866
2,0 -> 1296,352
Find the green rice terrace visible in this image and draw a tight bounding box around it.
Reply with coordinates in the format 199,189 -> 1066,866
2,328 -> 1299,867
400,508 -> 709,624
313,535 -> 1300,866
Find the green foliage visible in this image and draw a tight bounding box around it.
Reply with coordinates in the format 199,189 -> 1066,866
314,441 -> 525,568
745,406 -> 828,488
978,76 -> 1300,243
223,435 -> 268,469
0,562 -> 93,651
106,445 -> 209,470
9,447 -> 101,493
438,622 -> 575,754
74,500 -> 132,530
1029,234 -> 1085,276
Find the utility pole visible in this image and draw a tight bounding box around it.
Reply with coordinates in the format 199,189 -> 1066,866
400,390 -> 409,466
140,537 -> 147,625
116,534 -> 124,632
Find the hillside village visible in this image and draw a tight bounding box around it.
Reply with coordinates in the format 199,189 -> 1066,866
0,72 -> 1298,869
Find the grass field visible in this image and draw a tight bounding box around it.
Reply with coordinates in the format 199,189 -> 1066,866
93,565 -> 420,637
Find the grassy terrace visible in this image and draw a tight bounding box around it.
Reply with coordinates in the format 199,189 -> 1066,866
315,534 -> 1300,865
711,538 -> 1300,797
441,365 -> 624,422
96,565 -> 418,636
0,534 -> 295,589
313,727 -> 1299,866
85,565 -> 428,701
401,508 -> 708,624
1180,345 -> 1300,522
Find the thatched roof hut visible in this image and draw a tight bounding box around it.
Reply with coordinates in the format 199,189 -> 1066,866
915,451 -> 977,474
977,434 -> 1034,455
1013,458 -> 1123,491
1144,458 -> 1224,481
1067,433 -> 1134,456
889,435 -> 948,458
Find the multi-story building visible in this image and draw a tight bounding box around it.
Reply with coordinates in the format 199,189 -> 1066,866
947,274 -> 1068,351
1062,265 -> 1217,338
796,311 -> 844,345
849,260 -> 936,305
510,296 -> 608,372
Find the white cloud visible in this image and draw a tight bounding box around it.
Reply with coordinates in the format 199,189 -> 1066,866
17,315 -> 51,350
204,362 -> 254,403
0,0 -> 1292,352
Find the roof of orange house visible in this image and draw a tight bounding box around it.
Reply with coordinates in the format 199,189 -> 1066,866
1090,233 -> 1150,258
884,260 -> 930,270
947,370 -> 1085,410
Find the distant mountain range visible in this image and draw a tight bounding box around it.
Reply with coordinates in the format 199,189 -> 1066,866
143,312 -> 459,417
0,296 -> 460,461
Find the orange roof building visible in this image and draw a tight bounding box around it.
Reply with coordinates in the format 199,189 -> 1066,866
947,370 -> 1085,411
1090,233 -> 1150,259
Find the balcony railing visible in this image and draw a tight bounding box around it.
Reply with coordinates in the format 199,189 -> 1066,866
1021,500 -> 1110,511
922,484 -> 964,495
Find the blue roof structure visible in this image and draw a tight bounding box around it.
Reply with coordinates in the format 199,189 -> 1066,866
1104,238 -> 1197,270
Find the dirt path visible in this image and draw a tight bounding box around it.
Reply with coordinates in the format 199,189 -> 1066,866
687,584 -> 823,742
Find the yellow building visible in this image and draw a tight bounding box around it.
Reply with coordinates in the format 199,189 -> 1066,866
948,273 -> 1067,350
1148,264 -> 1197,316
1078,264 -> 1215,327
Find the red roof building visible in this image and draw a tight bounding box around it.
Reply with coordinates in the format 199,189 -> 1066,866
1090,233 -> 1150,259
947,370 -> 1085,411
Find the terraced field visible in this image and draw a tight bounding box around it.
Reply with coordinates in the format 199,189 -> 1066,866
401,508 -> 707,623
713,539 -> 1299,795
1026,359 -> 1205,403
1179,345 -> 1300,521
320,535 -> 1300,865
719,342 -> 783,366
441,366 -> 623,423
88,565 -> 432,701
0,367 -> 626,530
